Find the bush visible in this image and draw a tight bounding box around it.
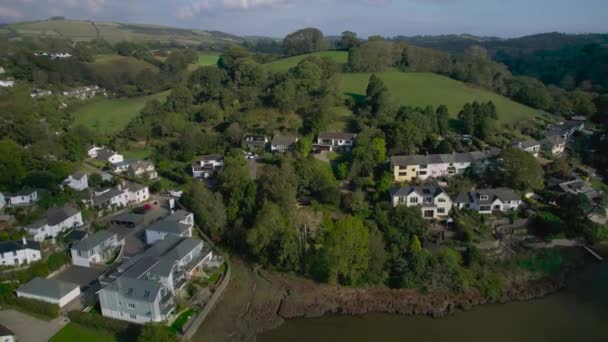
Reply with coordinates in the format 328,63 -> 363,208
68,310 -> 135,334
47,251 -> 69,271
13,297 -> 60,319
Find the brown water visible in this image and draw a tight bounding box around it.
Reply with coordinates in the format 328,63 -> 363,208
259,262 -> 608,342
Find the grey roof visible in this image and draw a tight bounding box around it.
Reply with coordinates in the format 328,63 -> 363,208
0,323 -> 14,337
126,182 -> 148,192
391,150 -> 501,167
195,154 -> 223,162
146,211 -> 192,235
271,135 -> 298,146
243,135 -> 268,146
112,160 -> 134,168
30,205 -> 80,229
96,149 -> 119,161
64,230 -> 88,242
93,188 -> 124,206
73,230 -> 115,252
9,188 -> 37,197
512,140 -> 541,149
0,240 -> 40,254
318,132 -> 356,140
556,179 -> 597,198
455,188 -> 520,205
71,172 -> 87,180
390,186 -> 446,198
543,135 -> 565,145
105,276 -> 161,303
17,277 -> 79,300
129,160 -> 154,171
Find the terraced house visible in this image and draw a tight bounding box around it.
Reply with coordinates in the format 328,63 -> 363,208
390,186 -> 452,219
390,150 -> 500,182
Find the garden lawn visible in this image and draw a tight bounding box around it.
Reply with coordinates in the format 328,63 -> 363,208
50,323 -> 118,342
72,91 -> 169,135
264,51 -> 348,73
342,71 -> 540,125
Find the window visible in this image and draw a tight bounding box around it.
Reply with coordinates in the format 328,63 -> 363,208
128,303 -> 135,309
418,171 -> 427,176
420,165 -> 428,169
127,288 -> 134,296
423,210 -> 435,218
480,195 -> 489,201
438,198 -> 446,203
409,197 -> 419,204
130,314 -> 137,319
143,290 -> 151,299
480,205 -> 491,211
424,196 -> 433,203
399,172 -> 407,176
437,208 -> 446,214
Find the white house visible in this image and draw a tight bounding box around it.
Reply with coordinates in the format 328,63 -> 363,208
454,188 -> 522,214
128,160 -> 158,179
145,210 -> 194,244
542,136 -> 566,156
87,145 -> 104,158
7,189 -> 38,206
91,182 -> 149,209
71,230 -> 123,267
192,155 -> 224,179
242,135 -> 268,152
16,277 -> 81,308
96,149 -> 124,164
63,172 -> 89,191
271,135 -> 299,153
390,186 -> 453,220
0,323 -> 15,342
511,140 -> 541,157
314,132 -> 357,152
0,80 -> 14,88
0,237 -> 41,266
26,205 -> 84,242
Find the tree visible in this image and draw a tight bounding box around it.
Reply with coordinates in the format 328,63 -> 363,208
283,28 -> 326,56
182,183 -> 226,242
339,31 -> 360,50
435,140 -> 453,154
0,139 -> 26,191
138,323 -> 178,342
165,85 -> 193,113
348,41 -> 395,72
499,148 -> 544,190
436,105 -> 450,136
323,216 -> 370,285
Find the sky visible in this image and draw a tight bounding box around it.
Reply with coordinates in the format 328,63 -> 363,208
0,0 -> 607,38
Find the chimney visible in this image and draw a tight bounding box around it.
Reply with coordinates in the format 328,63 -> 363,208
22,236 -> 27,245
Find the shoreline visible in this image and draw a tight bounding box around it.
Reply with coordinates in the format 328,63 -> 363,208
193,259 -> 573,341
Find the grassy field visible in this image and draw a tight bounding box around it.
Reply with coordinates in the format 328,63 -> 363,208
72,91 -> 169,135
89,55 -> 158,78
5,19 -> 242,45
188,54 -> 220,72
264,51 -> 349,73
50,323 -> 117,342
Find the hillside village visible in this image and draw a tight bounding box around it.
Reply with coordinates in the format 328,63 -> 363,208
0,20 -> 607,342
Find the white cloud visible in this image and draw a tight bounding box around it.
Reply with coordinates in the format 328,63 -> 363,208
177,0 -> 294,18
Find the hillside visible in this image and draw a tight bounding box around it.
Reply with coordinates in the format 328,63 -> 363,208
1,19 -> 242,46
264,51 -> 540,125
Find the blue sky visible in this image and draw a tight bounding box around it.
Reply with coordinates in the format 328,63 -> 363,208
1,0 -> 607,37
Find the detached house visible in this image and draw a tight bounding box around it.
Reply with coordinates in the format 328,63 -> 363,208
390,186 -> 452,219
7,189 -> 38,206
87,145 -> 104,158
542,136 -> 566,156
454,188 -> 522,214
96,149 -> 124,165
314,132 -> 356,152
91,182 -> 150,209
63,172 -> 89,191
145,210 -> 194,244
71,230 -> 124,267
128,161 -> 158,179
242,135 -> 268,152
98,236 -> 212,323
192,155 -> 224,179
26,205 -> 84,242
0,237 -> 41,266
390,150 -> 500,183
511,140 -> 541,157
271,135 -> 299,153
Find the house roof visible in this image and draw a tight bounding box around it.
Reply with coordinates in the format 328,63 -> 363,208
0,239 -> 40,254
106,276 -> 161,303
73,230 -> 116,252
243,135 -> 268,145
512,140 -> 541,149
146,219 -> 190,235
543,135 -> 565,145
9,188 -> 37,197
125,182 -> 148,193
64,230 -> 88,242
17,277 -> 79,300
93,188 -> 124,207
390,186 -> 447,198
455,188 -> 520,205
390,150 -> 500,166
30,205 -> 80,229
71,172 -> 87,180
0,323 -> 14,337
96,149 -> 119,160
271,135 -> 298,146
318,132 -> 356,140
129,160 -> 154,172
194,154 -> 223,162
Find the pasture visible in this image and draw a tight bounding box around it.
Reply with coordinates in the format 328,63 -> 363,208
264,51 -> 349,73
89,55 -> 158,78
188,54 -> 220,72
72,91 -> 169,135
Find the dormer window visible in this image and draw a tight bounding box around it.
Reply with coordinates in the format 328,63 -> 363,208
480,195 -> 489,201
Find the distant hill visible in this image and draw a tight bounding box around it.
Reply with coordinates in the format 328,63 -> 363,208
0,18 -> 243,46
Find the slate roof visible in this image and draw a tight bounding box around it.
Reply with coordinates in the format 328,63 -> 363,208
454,188 -> 520,205
242,135 -> 268,146
318,132 -> 356,140
73,230 -> 116,252
146,219 -> 190,235
194,154 -> 223,162
0,323 -> 14,337
64,230 -> 88,242
29,205 -> 80,229
93,189 -> 124,206
271,135 -> 298,146
129,160 -> 154,172
96,149 -> 119,161
390,186 -> 447,198
0,239 -> 40,254
391,150 -> 500,166
70,172 -> 87,180
125,182 -> 148,192
9,188 -> 37,197
106,276 -> 161,303
17,277 -> 79,300
512,140 -> 541,149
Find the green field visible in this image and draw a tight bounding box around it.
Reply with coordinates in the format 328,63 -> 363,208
89,55 -> 158,78
50,323 -> 117,342
264,51 -> 349,73
342,72 -> 539,124
72,91 -> 169,135
188,54 -> 220,72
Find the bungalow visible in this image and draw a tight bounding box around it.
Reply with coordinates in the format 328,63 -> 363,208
271,135 -> 299,153
128,160 -> 158,179
0,237 -> 41,266
242,135 -> 268,152
192,155 -> 224,179
390,186 -> 452,220
63,172 -> 89,191
26,205 -> 84,242
7,189 -> 38,206
511,140 -> 541,157
71,230 -> 123,267
16,277 -> 81,308
314,132 -> 357,152
454,188 -> 522,214
145,210 -> 194,244
542,136 -> 566,156
96,149 -> 124,165
390,150 -> 500,183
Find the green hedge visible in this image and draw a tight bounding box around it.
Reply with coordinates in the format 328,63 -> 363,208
67,311 -> 138,335
13,297 -> 60,319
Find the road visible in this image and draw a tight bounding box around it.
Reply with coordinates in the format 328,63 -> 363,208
0,309 -> 67,342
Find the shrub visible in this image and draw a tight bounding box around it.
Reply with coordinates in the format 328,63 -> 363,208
68,310 -> 135,334
13,297 -> 60,319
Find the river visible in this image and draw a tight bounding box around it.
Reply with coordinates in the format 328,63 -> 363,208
259,261 -> 608,342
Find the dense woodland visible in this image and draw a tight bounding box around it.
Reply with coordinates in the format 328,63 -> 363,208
1,28 -> 608,297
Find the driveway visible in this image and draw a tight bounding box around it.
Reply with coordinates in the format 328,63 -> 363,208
0,309 -> 67,342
